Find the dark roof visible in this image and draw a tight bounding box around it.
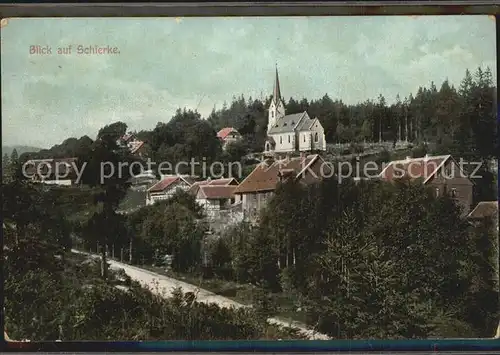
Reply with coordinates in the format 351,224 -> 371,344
379,155 -> 451,183
188,178 -> 238,195
148,175 -> 194,193
268,112 -> 308,134
468,201 -> 498,219
233,154 -> 324,194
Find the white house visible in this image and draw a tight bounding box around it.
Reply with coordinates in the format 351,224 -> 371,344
146,174 -> 195,205
264,66 -> 327,154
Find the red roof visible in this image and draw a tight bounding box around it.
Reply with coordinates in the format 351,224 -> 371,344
233,154 -> 325,194
198,185 -> 237,200
148,175 -> 194,193
379,155 -> 451,183
129,140 -> 145,154
188,177 -> 238,195
217,127 -> 239,140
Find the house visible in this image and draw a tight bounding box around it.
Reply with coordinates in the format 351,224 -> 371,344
217,128 -> 242,150
195,184 -> 239,218
233,153 -> 331,223
264,66 -> 327,154
117,133 -> 148,158
128,140 -> 148,158
189,178 -> 240,208
379,154 -> 474,215
24,157 -> 78,186
146,174 -> 196,205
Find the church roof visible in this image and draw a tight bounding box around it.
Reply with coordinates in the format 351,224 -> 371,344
268,112 -> 314,134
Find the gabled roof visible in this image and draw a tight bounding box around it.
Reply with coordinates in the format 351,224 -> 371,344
217,127 -> 240,140
188,177 -> 239,195
198,185 -> 237,200
233,154 -> 324,194
379,154 -> 455,183
148,175 -> 194,193
468,201 -> 498,219
268,112 -> 303,134
129,140 -> 145,154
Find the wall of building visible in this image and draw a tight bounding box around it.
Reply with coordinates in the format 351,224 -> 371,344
298,131 -> 312,152
271,133 -> 296,153
310,121 -> 327,151
428,160 -> 474,216
241,191 -> 274,223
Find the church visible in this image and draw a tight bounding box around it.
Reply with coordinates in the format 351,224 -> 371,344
264,67 -> 327,154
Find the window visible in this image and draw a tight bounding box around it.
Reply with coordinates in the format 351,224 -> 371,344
303,135 -> 306,142
280,136 -> 282,144
314,132 -> 319,142
435,187 -> 440,197
451,188 -> 457,198
288,135 -> 291,143
272,111 -> 274,118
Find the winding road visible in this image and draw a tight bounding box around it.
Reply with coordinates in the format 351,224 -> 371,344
71,249 -> 330,340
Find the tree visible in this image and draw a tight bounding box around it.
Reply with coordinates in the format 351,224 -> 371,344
97,121 -> 128,141
79,134 -> 138,278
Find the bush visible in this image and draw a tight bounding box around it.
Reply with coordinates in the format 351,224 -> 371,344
350,142 -> 364,154
411,144 -> 428,158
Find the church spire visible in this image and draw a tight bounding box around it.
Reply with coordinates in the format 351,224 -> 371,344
273,63 -> 281,104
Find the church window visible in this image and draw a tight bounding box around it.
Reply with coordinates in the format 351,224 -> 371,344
272,111 -> 274,118
315,132 -> 319,142
303,135 -> 305,142
280,136 -> 282,144
288,135 -> 291,143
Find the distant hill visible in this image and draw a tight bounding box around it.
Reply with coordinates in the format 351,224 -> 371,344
3,145 -> 43,157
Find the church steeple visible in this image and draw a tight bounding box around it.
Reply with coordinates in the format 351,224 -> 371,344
273,63 -> 281,104
268,63 -> 286,133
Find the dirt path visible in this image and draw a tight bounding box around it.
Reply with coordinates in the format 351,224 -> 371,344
72,249 -> 330,340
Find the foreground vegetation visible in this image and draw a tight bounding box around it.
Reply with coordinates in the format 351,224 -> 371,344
3,181 -> 305,341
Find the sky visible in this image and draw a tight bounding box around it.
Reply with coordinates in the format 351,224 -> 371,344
1,16 -> 496,148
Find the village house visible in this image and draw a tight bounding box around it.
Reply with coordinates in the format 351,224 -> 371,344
233,153 -> 331,223
379,154 -> 474,216
264,66 -> 327,154
189,177 -> 243,231
146,174 -> 196,205
217,127 -> 242,150
24,157 -> 79,186
117,133 -> 148,158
